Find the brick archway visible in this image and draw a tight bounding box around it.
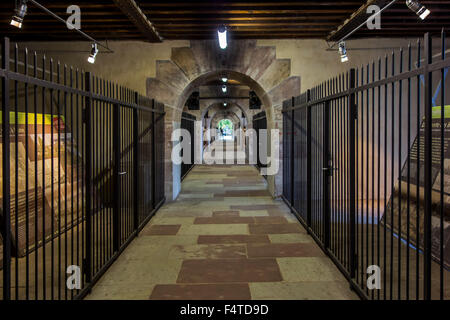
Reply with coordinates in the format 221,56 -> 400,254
146,40 -> 301,200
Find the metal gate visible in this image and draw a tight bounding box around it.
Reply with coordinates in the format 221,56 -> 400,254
180,112 -> 195,180
282,32 -> 449,300
0,37 -> 166,300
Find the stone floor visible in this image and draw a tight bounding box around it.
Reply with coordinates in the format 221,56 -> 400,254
86,165 -> 358,300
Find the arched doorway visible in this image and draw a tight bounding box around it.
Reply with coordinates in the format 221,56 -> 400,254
146,40 -> 301,200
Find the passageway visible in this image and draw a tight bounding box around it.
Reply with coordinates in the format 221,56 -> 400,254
87,165 -> 357,300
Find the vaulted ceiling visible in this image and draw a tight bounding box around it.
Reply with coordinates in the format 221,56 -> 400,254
1,0 -> 449,42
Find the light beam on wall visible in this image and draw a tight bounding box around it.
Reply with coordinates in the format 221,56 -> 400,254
218,26 -> 227,49
10,0 -> 28,29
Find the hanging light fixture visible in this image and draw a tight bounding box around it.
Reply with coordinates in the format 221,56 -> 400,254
221,77 -> 228,83
217,26 -> 227,49
223,102 -> 227,107
338,41 -> 349,63
10,0 -> 28,29
222,85 -> 227,93
87,43 -> 98,64
405,0 -> 430,20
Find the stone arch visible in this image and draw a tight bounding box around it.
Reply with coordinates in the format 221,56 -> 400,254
202,101 -> 249,126
211,112 -> 241,131
146,40 -> 301,200
203,102 -> 247,130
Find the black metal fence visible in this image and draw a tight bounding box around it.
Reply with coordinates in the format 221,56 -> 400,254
253,111 -> 267,170
282,32 -> 449,300
0,37 -> 165,300
181,112 -> 196,180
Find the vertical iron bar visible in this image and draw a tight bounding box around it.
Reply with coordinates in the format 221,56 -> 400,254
323,100 -> 330,249
113,102 -> 120,251
134,92 -> 139,231
398,48 -> 403,300
406,43 -> 412,301
14,44 -> 19,300
439,28 -> 445,301
24,46 -> 30,300
1,37 -> 11,301
152,100 -> 156,209
84,72 -> 93,284
423,32 -> 433,301
306,90 -> 312,229
290,98 -> 295,207
348,69 -> 356,278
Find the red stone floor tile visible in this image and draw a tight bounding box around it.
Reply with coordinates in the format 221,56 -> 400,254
223,190 -> 271,197
141,224 -> 181,236
197,234 -> 270,244
253,216 -> 289,224
246,243 -> 323,258
248,223 -> 303,234
194,216 -> 254,224
177,259 -> 283,283
230,204 -> 280,211
212,210 -> 240,217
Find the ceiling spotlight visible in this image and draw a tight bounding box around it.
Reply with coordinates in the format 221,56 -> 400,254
338,41 -> 349,63
223,102 -> 227,107
10,0 -> 28,29
221,77 -> 228,83
218,26 -> 227,49
222,85 -> 227,93
87,43 -> 98,64
406,0 -> 430,20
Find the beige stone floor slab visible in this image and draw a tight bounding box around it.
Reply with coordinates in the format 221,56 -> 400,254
127,234 -> 199,246
249,281 -> 358,300
239,210 -> 270,217
86,284 -> 157,300
178,224 -> 249,235
148,216 -> 196,225
93,256 -> 182,286
277,257 -> 347,282
168,244 -> 247,260
269,233 -> 314,243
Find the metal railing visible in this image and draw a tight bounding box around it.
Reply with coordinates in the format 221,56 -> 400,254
181,112 -> 196,180
253,110 -> 267,171
282,31 -> 449,300
0,37 -> 166,300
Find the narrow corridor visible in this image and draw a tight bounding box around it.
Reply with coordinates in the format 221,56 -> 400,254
87,165 -> 357,300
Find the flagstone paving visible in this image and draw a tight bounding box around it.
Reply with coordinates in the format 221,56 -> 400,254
86,165 -> 358,300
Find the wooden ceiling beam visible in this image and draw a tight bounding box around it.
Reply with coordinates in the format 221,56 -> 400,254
327,0 -> 395,41
112,0 -> 162,42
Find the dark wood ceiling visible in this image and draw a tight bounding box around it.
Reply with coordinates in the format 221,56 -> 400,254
0,0 -> 449,42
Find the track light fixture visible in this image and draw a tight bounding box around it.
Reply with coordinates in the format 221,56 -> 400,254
222,85 -> 227,93
10,0 -> 28,29
87,43 -> 98,64
406,0 -> 430,20
338,41 -> 349,63
218,26 -> 227,49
